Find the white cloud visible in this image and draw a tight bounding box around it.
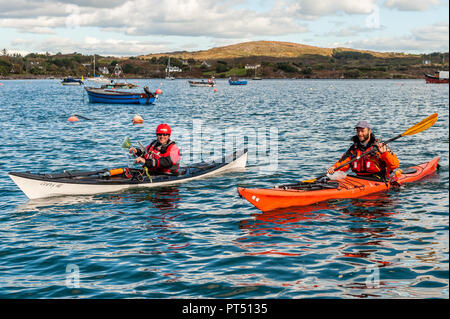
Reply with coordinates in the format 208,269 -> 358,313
0,17 -> 61,34
11,36 -> 171,56
0,0 -> 305,38
274,0 -> 377,20
0,0 -> 124,18
325,24 -> 386,37
331,22 -> 449,52
412,22 -> 449,43
384,0 -> 440,11
1,0 -> 447,55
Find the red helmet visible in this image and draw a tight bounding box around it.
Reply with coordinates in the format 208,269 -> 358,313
156,123 -> 171,135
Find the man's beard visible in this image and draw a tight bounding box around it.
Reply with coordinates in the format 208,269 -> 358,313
358,133 -> 370,144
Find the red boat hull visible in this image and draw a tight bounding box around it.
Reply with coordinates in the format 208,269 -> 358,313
425,74 -> 449,84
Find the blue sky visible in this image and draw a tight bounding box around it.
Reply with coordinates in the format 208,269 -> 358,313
0,0 -> 448,56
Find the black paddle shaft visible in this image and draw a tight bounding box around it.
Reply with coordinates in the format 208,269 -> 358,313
74,114 -> 91,120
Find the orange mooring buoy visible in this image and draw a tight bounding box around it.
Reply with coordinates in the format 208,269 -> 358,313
132,114 -> 144,124
155,88 -> 162,95
68,115 -> 79,122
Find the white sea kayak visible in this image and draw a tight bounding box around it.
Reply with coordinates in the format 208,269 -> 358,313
9,150 -> 247,199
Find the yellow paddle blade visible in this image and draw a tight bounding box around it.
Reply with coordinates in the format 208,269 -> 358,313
402,113 -> 438,137
121,136 -> 131,149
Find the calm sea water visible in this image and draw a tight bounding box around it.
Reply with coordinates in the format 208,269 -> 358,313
0,78 -> 448,299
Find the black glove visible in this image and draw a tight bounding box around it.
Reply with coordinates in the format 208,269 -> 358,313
146,158 -> 157,168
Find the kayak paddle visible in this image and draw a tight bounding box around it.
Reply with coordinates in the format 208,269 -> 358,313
121,136 -> 131,149
302,113 -> 438,183
73,114 -> 91,120
121,137 -> 147,155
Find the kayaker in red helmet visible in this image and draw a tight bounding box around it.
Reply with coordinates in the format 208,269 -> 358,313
326,120 -> 399,180
129,124 -> 181,174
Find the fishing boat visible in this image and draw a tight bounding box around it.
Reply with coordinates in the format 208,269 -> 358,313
61,77 -> 83,85
100,82 -> 138,89
188,77 -> 215,87
84,86 -> 156,104
424,71 -> 449,83
9,150 -> 248,199
229,76 -> 247,85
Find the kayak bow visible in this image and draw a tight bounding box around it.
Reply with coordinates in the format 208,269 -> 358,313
238,157 -> 439,212
10,150 -> 247,199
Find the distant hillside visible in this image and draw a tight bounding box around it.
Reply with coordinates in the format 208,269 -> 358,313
139,40 -> 405,61
0,41 -> 447,80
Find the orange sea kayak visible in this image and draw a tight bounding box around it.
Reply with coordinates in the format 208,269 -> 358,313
238,157 -> 439,212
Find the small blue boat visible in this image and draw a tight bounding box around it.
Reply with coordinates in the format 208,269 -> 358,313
228,76 -> 247,85
85,86 -> 156,104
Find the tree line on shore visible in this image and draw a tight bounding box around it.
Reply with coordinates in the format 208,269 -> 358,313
0,48 -> 448,79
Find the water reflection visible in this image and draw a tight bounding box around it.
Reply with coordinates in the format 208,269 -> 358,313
14,195 -> 98,213
238,201 -> 333,235
236,202 -> 337,257
237,193 -> 399,266
128,187 -> 181,212
15,187 -> 182,214
239,192 -> 397,235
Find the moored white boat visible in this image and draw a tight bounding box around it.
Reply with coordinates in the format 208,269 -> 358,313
85,76 -> 111,84
85,55 -> 111,84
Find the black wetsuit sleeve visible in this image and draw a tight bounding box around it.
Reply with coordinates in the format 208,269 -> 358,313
142,156 -> 173,169
155,156 -> 173,169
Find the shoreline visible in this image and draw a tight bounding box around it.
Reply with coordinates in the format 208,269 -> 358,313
0,75 -> 431,80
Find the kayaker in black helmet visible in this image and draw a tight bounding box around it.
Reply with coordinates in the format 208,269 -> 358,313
326,120 -> 399,179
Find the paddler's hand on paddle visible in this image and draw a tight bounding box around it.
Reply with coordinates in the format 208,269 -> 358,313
375,142 -> 387,154
326,166 -> 335,175
129,147 -> 139,156
135,157 -> 157,167
135,156 -> 146,165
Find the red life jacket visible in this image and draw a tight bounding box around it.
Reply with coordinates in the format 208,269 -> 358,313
350,146 -> 386,176
144,140 -> 180,174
